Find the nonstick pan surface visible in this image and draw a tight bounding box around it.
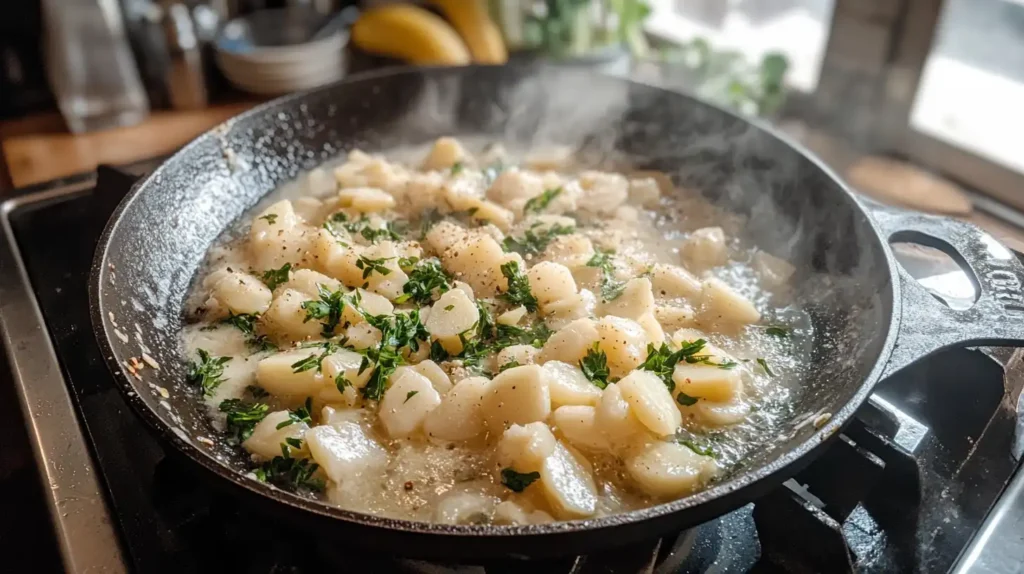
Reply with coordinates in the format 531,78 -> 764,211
90,64 -> 1024,559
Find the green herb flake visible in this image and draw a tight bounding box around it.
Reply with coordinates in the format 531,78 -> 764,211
756,358 -> 775,377
679,440 -> 716,458
290,341 -> 339,374
500,468 -> 541,492
586,249 -> 627,302
258,213 -> 278,224
187,349 -> 232,397
498,261 -> 539,312
254,453 -> 325,492
429,340 -> 450,362
450,161 -> 464,175
404,390 -> 419,403
579,343 -> 611,389
395,258 -> 451,305
219,399 -> 269,444
676,393 -> 699,406
261,263 -> 292,290
247,385 -> 270,399
301,284 -> 347,337
523,187 -> 562,214
498,360 -> 521,373
764,326 -> 790,338
356,255 -> 394,280
276,397 -> 314,430
638,340 -> 709,392
502,223 -> 575,256
223,312 -> 259,335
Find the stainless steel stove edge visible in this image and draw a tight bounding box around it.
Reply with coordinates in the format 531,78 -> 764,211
0,179 -> 128,573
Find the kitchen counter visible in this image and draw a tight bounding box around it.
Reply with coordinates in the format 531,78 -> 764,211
0,102 -> 259,190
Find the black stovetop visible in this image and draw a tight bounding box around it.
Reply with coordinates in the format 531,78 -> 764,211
6,162 -> 1023,573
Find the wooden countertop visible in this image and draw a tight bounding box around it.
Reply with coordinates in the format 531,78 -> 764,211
0,102 -> 258,189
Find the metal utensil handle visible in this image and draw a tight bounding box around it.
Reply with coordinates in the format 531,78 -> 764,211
862,198 -> 1024,380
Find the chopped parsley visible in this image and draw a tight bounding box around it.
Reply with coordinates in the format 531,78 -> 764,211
255,445 -> 325,492
586,249 -> 626,301
301,284 -> 347,337
219,399 -> 269,444
638,340 -> 708,392
502,223 -> 575,256
429,340 -> 450,362
450,161 -> 464,175
498,359 -> 521,373
248,334 -> 277,353
397,256 -> 419,272
357,310 -> 429,401
261,263 -> 292,290
494,321 -> 553,348
756,358 -> 775,377
579,343 -> 611,389
500,468 -> 541,492
763,326 -> 790,338
222,313 -> 276,352
340,215 -> 402,244
335,373 -> 352,394
247,385 -> 270,399
679,440 -> 716,458
187,349 -> 231,397
523,187 -> 562,214
498,261 -> 538,312
405,390 -> 419,403
356,255 -> 393,279
676,393 -> 699,406
395,258 -> 451,305
444,304 -> 455,311
276,397 -> 313,429
290,341 -> 339,373
258,213 -> 278,224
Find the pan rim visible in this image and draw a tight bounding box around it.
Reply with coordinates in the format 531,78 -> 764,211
88,63 -> 902,540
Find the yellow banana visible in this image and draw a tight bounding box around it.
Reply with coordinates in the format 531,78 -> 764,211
424,0 -> 508,64
352,4 -> 471,66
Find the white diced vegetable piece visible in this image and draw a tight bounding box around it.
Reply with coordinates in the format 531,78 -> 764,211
544,289 -> 597,332
423,376 -> 490,441
753,251 -> 796,288
542,234 -> 595,269
434,492 -> 498,525
637,312 -> 665,345
493,499 -> 555,525
527,262 -> 578,308
306,167 -> 337,197
539,318 -> 599,365
471,200 -> 515,232
405,360 -> 453,395
542,361 -> 602,407
626,441 -> 717,498
425,220 -> 470,254
305,421 -> 389,484
453,280 -> 475,300
654,304 -> 696,331
672,363 -> 742,403
256,348 -> 330,397
277,268 -> 342,299
425,288 -> 479,339
539,441 -> 598,519
345,322 -> 382,350
293,196 -> 327,227
486,169 -> 545,205
497,344 -> 540,368
497,422 -> 557,472
628,177 -> 661,207
681,227 -> 728,270
482,365 -> 551,431
598,277 -> 654,321
421,136 -> 468,170
683,399 -> 750,426
262,289 -> 324,341
698,278 -> 761,327
336,187 -> 396,213
342,289 -> 394,327
616,370 -> 682,437
441,234 -> 511,296
320,349 -> 370,406
378,370 -> 442,438
243,410 -> 308,460
650,263 -> 702,300
250,200 -> 300,243
311,228 -> 351,277
595,316 -> 647,379
552,405 -> 608,451
250,222 -> 313,272
497,305 -> 527,326
210,271 -> 272,316
577,171 -> 628,215
320,405 -> 363,426
595,384 -> 647,445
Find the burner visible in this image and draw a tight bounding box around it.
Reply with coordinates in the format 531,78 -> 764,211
1,163 -> 1022,573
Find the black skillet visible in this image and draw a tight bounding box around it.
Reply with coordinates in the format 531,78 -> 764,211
89,64 -> 1024,559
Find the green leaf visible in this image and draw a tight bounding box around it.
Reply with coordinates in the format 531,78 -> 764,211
523,187 -> 563,214
502,223 -> 575,256
498,261 -> 539,312
404,390 -> 419,403
219,399 -> 269,444
261,263 -> 292,290
500,468 -> 541,492
676,393 -> 698,406
187,349 -> 231,397
756,357 -> 775,377
579,343 -> 610,389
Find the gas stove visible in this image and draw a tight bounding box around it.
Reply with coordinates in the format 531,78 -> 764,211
1,161 -> 1022,573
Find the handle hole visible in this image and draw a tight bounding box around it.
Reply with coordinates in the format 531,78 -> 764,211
890,233 -> 979,311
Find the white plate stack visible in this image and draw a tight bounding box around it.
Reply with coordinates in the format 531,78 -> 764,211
215,8 -> 349,96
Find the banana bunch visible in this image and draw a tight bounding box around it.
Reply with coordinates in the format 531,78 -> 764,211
352,1 -> 508,66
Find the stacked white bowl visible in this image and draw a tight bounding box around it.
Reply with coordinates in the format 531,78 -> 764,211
215,7 -> 348,96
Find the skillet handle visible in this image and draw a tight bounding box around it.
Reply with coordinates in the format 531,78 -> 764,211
861,198 -> 1024,380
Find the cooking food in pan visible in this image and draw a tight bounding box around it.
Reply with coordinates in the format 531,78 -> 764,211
182,136 -> 808,524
